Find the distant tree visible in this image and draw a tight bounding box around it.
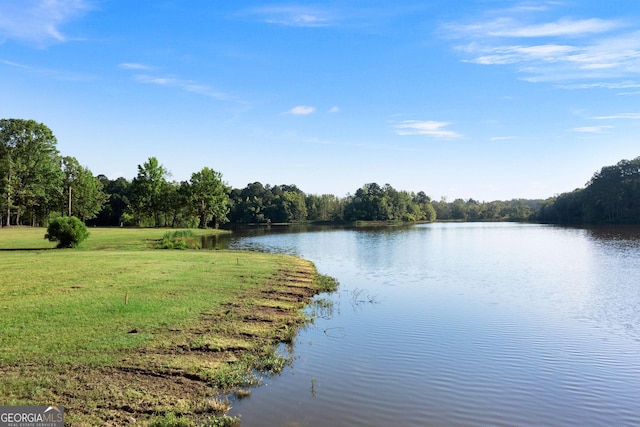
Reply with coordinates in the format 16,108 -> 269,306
504,199 -> 535,221
537,157 -> 640,224
61,156 -> 81,216
91,176 -> 131,226
229,182 -> 271,223
538,190 -> 585,224
450,198 -> 467,220
465,199 -> 482,221
483,201 -> 503,221
62,156 -> 108,221
263,185 -> 307,223
345,183 -> 390,221
432,197 -> 451,220
584,157 -> 640,223
281,190 -> 308,222
185,167 -> 230,228
163,181 -> 193,228
343,183 -> 437,222
130,157 -> 170,227
306,193 -> 344,221
0,119 -> 63,226
413,191 -> 436,222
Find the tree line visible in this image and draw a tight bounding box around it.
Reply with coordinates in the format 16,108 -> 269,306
93,179 -> 439,227
0,119 -> 229,228
537,157 -> 640,224
2,119 -> 638,227
0,119 -> 107,227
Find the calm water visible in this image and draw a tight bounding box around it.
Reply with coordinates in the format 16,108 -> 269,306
219,223 -> 640,426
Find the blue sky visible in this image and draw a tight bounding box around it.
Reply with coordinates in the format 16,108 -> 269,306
1,0 -> 639,201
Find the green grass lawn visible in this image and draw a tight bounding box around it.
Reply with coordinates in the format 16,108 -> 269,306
0,226 -> 336,426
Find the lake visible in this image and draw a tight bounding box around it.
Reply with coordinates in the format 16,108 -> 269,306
217,223 -> 640,426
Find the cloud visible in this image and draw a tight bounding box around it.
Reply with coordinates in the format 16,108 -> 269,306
571,126 -> 612,133
490,136 -> 519,141
560,81 -> 640,90
466,43 -> 577,65
444,6 -> 640,85
133,74 -> 232,102
0,0 -> 92,46
241,6 -> 333,27
1,58 -> 96,81
450,18 -> 621,39
394,120 -> 462,139
288,105 -> 316,115
0,59 -> 32,69
591,113 -> 640,120
328,106 -> 340,113
119,63 -> 151,70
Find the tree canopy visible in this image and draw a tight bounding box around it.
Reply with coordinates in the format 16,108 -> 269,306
186,167 -> 231,228
2,118 -> 638,228
0,119 -> 63,226
538,157 -> 640,224
130,157 -> 170,227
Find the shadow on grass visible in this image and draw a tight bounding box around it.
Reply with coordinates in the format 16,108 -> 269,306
0,248 -> 57,251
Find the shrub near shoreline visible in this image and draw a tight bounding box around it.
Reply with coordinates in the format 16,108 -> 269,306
0,227 -> 338,425
157,229 -> 201,249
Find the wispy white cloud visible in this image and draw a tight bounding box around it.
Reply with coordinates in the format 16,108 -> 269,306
591,113 -> 640,120
490,136 -> 519,141
560,81 -> 640,90
119,63 -> 151,71
450,18 -> 621,39
444,6 -> 640,86
1,57 -> 95,81
288,105 -> 316,115
465,43 -> 577,65
571,126 -> 612,133
394,120 -> 462,139
0,0 -> 92,46
133,74 -> 233,102
328,106 -> 340,113
241,6 -> 333,27
0,59 -> 32,69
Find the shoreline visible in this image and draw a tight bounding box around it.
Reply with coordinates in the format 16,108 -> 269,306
0,227 -> 338,425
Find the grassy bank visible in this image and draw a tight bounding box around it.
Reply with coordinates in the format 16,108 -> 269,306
0,227 -> 337,425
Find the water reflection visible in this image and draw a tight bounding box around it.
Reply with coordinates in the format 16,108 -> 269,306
200,233 -> 230,250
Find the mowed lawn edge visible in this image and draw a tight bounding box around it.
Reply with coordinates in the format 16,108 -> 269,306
0,227 -> 338,426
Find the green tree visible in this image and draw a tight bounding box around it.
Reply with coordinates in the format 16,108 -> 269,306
163,181 -> 193,228
186,167 -> 230,228
450,198 -> 467,220
432,197 -> 451,220
91,176 -> 131,226
130,157 -> 170,227
585,157 -> 640,223
306,193 -> 344,222
62,156 -> 81,216
229,182 -> 271,223
281,190 -> 307,222
345,183 -> 390,221
0,119 -> 63,226
62,156 -> 108,221
413,191 -> 436,222
539,157 -> 640,224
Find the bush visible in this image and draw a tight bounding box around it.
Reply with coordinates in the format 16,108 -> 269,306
45,216 -> 90,248
157,230 -> 201,249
